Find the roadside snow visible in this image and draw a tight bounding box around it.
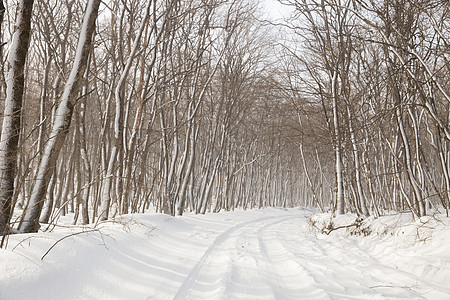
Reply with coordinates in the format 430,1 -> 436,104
1,208 -> 449,299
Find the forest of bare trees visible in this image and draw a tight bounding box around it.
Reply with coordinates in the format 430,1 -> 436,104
0,0 -> 448,239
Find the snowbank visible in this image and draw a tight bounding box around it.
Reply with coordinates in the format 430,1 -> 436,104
309,211 -> 450,297
1,208 -> 449,299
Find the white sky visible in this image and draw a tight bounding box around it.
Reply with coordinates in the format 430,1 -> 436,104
262,0 -> 294,21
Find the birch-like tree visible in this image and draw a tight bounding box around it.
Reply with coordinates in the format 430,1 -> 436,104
19,0 -> 101,233
0,0 -> 34,237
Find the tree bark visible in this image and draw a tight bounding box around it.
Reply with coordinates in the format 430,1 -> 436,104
0,0 -> 34,237
99,0 -> 153,221
0,0 -> 6,97
331,70 -> 345,215
19,0 -> 101,233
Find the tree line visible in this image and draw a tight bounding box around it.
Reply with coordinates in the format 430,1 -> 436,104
0,0 -> 448,241
280,0 -> 449,218
0,0 -> 308,241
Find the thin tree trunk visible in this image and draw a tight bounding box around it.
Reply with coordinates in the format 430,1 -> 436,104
99,0 -> 152,221
396,107 -> 425,216
19,0 -> 101,233
437,129 -> 450,216
332,70 -> 344,215
300,144 -> 324,213
39,170 -> 56,224
346,105 -> 369,216
0,0 -> 6,97
0,0 -> 34,237
176,121 -> 197,215
79,68 -> 91,224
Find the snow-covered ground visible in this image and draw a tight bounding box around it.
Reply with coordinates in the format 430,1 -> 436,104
1,208 -> 449,299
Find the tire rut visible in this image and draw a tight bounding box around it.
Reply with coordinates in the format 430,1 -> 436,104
266,218 -> 428,299
174,215 -> 285,300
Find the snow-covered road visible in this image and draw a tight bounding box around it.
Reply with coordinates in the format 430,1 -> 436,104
1,208 -> 449,299
173,210 -> 445,299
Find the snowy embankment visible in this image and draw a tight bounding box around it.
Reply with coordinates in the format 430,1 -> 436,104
1,208 -> 449,299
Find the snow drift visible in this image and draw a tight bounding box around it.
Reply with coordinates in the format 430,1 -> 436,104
1,208 -> 449,299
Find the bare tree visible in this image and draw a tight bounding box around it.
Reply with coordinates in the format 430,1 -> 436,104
0,0 -> 34,238
19,0 -> 101,233
98,0 -> 155,221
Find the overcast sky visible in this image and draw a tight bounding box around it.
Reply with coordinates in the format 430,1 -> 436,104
262,0 -> 294,21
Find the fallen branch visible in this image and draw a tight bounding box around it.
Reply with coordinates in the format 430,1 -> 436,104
322,218 -> 364,235
322,223 -> 358,235
41,229 -> 100,260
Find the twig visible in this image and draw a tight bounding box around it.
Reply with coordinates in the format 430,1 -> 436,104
11,235 -> 44,252
41,229 -> 100,260
370,284 -> 418,293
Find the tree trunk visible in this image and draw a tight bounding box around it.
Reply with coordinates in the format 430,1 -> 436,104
0,0 -> 34,237
0,0 -> 6,97
346,105 -> 369,216
331,70 -> 345,215
39,170 -> 56,224
99,0 -> 152,221
19,0 -> 101,233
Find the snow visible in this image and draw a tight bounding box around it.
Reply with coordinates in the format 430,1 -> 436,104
1,208 -> 450,299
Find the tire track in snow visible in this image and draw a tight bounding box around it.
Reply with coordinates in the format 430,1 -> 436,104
174,214 -> 290,300
256,216 -> 331,299
174,210 -> 444,299
268,218 -> 428,299
257,215 -> 429,299
260,218 -> 379,299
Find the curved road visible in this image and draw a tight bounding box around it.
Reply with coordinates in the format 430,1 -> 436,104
172,210 -> 441,299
